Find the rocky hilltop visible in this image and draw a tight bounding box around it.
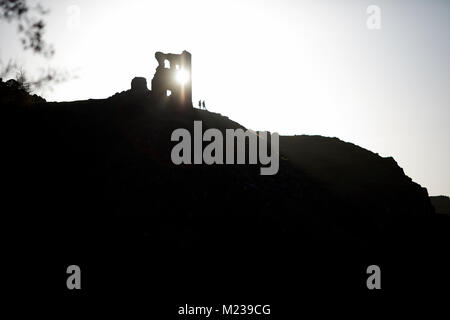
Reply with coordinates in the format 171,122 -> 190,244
3,80 -> 449,302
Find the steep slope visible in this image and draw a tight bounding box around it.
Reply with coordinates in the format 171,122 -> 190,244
280,135 -> 433,219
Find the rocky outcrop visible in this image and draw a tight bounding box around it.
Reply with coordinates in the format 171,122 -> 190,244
130,76 -> 148,93
431,195 -> 450,215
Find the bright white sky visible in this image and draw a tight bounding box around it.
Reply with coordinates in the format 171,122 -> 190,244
1,0 -> 449,196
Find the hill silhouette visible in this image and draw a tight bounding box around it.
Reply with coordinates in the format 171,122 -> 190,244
3,78 -> 449,309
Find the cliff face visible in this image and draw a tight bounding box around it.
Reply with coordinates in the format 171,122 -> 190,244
3,86 -> 448,298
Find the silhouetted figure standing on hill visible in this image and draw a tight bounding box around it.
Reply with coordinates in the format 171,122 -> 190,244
197,100 -> 207,110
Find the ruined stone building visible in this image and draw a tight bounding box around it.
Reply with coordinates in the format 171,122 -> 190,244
151,50 -> 192,107
129,50 -> 193,108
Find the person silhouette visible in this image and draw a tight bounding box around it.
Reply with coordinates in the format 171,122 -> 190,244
198,100 -> 202,108
202,100 -> 206,110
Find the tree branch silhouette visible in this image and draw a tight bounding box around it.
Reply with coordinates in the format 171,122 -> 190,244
0,1 -> 74,94
0,0 -> 54,57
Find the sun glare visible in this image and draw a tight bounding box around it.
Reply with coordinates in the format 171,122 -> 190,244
176,69 -> 190,85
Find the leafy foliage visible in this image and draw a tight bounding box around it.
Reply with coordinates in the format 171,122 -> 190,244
0,0 -> 54,57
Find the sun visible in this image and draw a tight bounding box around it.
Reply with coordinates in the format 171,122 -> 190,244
175,69 -> 190,85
